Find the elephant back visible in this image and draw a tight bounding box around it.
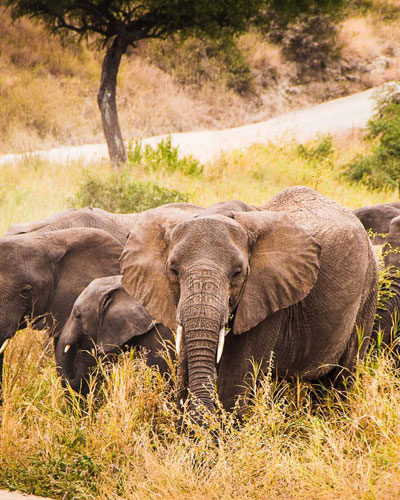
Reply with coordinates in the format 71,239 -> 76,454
261,186 -> 366,245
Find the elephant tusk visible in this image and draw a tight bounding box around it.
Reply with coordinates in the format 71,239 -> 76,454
216,327 -> 225,364
176,325 -> 183,355
0,338 -> 9,355
64,344 -> 71,354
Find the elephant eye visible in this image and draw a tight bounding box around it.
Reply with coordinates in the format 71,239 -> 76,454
20,284 -> 32,299
232,268 -> 242,279
102,293 -> 113,310
170,263 -> 179,276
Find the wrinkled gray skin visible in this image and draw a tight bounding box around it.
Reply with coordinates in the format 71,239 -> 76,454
353,203 -> 400,244
6,206 -> 139,245
372,275 -> 400,354
384,215 -> 400,269
0,205 -> 143,389
121,187 -> 378,417
56,276 -> 173,395
372,215 -> 400,351
0,227 -> 122,392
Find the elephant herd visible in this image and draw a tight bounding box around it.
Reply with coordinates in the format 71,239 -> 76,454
0,186 -> 399,420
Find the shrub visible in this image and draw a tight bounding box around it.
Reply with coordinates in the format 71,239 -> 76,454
71,172 -> 188,213
146,35 -> 254,94
127,136 -> 204,177
298,135 -> 334,162
344,83 -> 400,191
281,10 -> 341,79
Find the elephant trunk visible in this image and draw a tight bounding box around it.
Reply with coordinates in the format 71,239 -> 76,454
178,266 -> 229,418
56,320 -> 96,396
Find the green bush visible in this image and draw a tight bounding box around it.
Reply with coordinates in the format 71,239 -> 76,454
146,35 -> 254,94
298,135 -> 334,162
344,83 -> 400,191
127,136 -> 203,177
71,172 -> 189,213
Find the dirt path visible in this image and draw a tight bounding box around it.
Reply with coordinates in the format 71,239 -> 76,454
0,83 -> 393,167
0,492 -> 53,500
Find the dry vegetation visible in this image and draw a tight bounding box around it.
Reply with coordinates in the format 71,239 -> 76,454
1,2 -> 400,154
0,132 -> 399,499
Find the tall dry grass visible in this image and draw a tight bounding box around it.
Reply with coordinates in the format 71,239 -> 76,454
2,327 -> 400,500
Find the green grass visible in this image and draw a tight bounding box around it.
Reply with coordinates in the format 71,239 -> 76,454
1,134 -> 400,499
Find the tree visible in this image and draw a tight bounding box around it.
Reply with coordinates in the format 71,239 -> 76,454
3,0 -> 268,165
3,0 -> 344,165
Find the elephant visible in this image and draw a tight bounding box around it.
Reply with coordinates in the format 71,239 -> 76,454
372,274 -> 400,354
371,215 -> 400,351
120,186 -> 378,418
353,202 -> 400,244
0,204 -> 151,388
383,215 -> 400,269
0,227 -> 122,392
56,275 -> 173,395
6,206 -> 139,245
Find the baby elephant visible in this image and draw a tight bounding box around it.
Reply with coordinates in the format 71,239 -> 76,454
56,276 -> 173,395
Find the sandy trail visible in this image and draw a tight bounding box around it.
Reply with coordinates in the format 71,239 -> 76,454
0,83 -> 392,167
0,493 -> 53,500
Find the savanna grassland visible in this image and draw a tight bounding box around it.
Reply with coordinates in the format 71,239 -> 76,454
1,131 -> 400,500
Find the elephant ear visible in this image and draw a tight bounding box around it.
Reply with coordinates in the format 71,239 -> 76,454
232,210 -> 321,334
98,288 -> 155,353
121,205 -> 202,331
44,228 -> 123,332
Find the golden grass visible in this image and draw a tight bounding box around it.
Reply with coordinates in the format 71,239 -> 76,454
2,327 -> 400,499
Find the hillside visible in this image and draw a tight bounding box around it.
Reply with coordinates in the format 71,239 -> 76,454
1,2 -> 400,155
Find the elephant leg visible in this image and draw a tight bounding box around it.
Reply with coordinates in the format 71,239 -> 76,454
327,271 -> 378,386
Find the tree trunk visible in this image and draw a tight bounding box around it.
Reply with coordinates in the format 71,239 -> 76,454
98,35 -> 128,166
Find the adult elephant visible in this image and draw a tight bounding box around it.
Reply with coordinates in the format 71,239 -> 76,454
56,276 -> 173,395
372,215 -> 400,351
353,202 -> 400,244
121,187 -> 378,416
0,228 -> 122,392
6,206 -> 139,245
0,205 -> 200,383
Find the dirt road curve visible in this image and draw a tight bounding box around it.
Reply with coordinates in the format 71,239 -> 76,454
0,492 -> 53,500
0,83 -> 395,167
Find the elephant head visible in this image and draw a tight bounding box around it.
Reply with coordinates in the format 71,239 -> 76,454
384,215 -> 400,268
56,275 -> 172,395
0,228 -> 122,356
121,202 -> 321,414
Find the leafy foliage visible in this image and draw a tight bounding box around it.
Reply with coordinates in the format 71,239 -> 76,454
344,83 -> 400,191
149,35 -> 254,94
298,135 -> 334,162
71,171 -> 188,213
3,1 -> 268,44
127,137 -> 204,176
281,10 -> 340,76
